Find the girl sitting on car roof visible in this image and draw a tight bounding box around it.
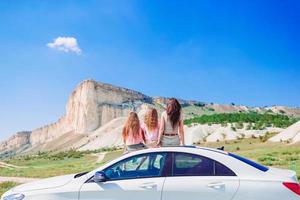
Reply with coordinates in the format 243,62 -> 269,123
157,98 -> 185,147
122,112 -> 146,153
141,108 -> 160,148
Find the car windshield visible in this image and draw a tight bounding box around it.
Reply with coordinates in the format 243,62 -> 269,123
104,153 -> 167,180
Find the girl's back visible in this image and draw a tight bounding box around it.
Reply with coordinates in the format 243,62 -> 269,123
162,111 -> 181,134
142,108 -> 160,146
124,128 -> 145,145
122,112 -> 146,153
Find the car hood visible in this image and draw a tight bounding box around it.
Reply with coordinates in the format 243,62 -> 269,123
12,174 -> 75,192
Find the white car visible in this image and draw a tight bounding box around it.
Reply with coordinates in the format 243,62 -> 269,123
2,146 -> 300,200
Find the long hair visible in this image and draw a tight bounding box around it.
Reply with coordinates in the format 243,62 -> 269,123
144,108 -> 158,131
122,112 -> 141,141
166,98 -> 182,129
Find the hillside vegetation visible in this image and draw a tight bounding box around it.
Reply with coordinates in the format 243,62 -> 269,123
0,148 -> 119,178
184,112 -> 298,129
205,137 -> 300,181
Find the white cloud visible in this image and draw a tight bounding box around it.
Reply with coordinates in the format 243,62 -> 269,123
47,37 -> 82,54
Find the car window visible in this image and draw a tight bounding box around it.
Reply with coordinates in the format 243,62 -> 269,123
173,153 -> 236,176
153,154 -> 165,169
215,161 -> 236,176
173,153 -> 214,176
104,153 -> 167,181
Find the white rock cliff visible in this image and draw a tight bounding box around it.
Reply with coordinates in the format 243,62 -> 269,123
0,80 -> 152,155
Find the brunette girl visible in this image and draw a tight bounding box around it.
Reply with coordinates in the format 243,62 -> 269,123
142,108 -> 160,147
157,98 -> 185,147
122,112 -> 146,153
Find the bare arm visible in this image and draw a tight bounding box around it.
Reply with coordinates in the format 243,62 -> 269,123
179,119 -> 185,145
122,127 -> 126,145
141,129 -> 146,145
157,114 -> 165,146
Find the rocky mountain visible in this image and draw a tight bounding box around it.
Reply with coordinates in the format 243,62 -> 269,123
1,79 -> 300,157
0,80 -> 152,157
29,80 -> 151,146
0,132 -> 31,154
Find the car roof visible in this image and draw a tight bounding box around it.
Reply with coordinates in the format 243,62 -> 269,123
123,146 -> 228,157
130,146 -> 228,155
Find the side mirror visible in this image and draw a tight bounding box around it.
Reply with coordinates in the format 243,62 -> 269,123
93,171 -> 107,183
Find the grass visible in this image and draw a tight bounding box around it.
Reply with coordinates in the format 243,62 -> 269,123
0,155 -> 97,178
0,148 -> 123,178
100,150 -> 123,164
201,137 -> 300,180
0,140 -> 299,181
0,182 -> 19,197
0,149 -> 124,179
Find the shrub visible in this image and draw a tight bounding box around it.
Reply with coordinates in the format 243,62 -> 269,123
236,122 -> 244,129
258,156 -> 278,162
246,123 -> 252,130
207,108 -> 215,112
259,132 -> 277,142
184,112 -> 298,128
195,103 -> 206,107
286,156 -> 298,161
279,110 -> 286,114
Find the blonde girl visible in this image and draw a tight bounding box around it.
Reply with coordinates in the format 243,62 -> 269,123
142,108 -> 160,147
122,112 -> 146,153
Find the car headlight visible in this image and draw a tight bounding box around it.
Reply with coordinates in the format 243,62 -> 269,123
3,194 -> 25,200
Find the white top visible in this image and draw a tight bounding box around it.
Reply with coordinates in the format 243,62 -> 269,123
161,111 -> 183,134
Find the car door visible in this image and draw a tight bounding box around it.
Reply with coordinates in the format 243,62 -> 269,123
162,152 -> 239,200
80,152 -> 167,200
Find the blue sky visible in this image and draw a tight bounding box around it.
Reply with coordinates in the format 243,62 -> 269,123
0,0 -> 300,140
